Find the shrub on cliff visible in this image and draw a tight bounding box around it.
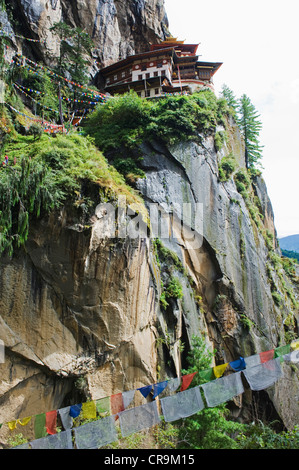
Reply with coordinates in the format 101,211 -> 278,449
83,90 -> 230,179
0,132 -> 144,256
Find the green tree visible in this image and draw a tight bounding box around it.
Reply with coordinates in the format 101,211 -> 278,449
238,94 -> 264,169
50,22 -> 94,116
221,84 -> 238,117
177,335 -> 245,449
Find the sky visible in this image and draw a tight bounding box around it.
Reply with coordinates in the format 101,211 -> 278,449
164,0 -> 299,238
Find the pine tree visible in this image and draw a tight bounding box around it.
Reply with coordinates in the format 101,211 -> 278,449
238,94 -> 264,169
221,84 -> 238,117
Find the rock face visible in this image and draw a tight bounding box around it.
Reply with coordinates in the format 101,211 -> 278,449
1,0 -> 299,447
2,0 -> 168,70
0,112 -> 298,446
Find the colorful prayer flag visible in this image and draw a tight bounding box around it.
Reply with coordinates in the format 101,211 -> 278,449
229,357 -> 246,372
96,397 -> 111,416
180,372 -> 197,391
34,413 -> 47,439
17,417 -> 32,426
81,401 -> 97,420
274,344 -> 291,358
213,363 -> 228,378
198,368 -> 215,383
110,393 -> 125,418
260,349 -> 274,363
7,420 -> 17,431
46,410 -> 57,435
69,404 -> 82,418
137,385 -> 153,398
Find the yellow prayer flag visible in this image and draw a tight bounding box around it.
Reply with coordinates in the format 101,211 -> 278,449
7,420 -> 17,431
82,401 -> 97,420
213,363 -> 228,378
291,340 -> 299,351
17,417 -> 32,426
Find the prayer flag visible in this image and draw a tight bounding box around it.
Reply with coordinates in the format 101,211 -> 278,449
7,421 -> 17,431
69,404 -> 82,418
198,368 -> 215,383
119,401 -> 160,438
291,340 -> 299,351
34,413 -> 47,439
201,372 -> 244,408
260,349 -> 274,363
160,386 -> 204,422
229,357 -> 246,372
242,357 -> 283,391
153,381 -> 168,398
167,377 -> 181,393
137,385 -> 153,398
122,390 -> 135,409
45,410 -> 57,435
274,344 -> 290,359
17,416 -> 32,426
74,415 -> 117,449
180,373 -> 197,391
244,353 -> 260,369
31,429 -> 73,449
283,350 -> 299,364
82,401 -> 97,420
58,407 -> 73,430
213,363 -> 228,378
110,393 -> 125,417
96,397 -> 111,416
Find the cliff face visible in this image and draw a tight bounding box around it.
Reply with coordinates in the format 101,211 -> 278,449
2,0 -> 168,69
0,115 -> 298,445
0,0 -> 299,447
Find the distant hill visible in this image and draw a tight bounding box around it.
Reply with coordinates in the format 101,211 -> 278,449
281,249 -> 299,263
279,234 -> 299,252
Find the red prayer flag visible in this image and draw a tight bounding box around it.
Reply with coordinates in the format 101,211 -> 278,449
260,349 -> 274,363
45,410 -> 57,435
110,393 -> 125,420
180,372 -> 197,391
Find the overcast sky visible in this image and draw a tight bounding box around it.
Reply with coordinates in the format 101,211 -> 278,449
164,0 -> 299,238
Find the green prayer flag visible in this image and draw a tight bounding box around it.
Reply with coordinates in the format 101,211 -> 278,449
34,413 -> 47,439
198,368 -> 215,383
96,397 -> 111,417
274,344 -> 291,358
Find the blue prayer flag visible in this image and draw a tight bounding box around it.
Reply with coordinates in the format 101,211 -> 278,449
137,385 -> 153,398
153,381 -> 168,398
229,357 -> 246,372
69,404 -> 82,418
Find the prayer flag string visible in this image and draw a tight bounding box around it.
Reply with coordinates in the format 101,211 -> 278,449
2,339 -> 298,439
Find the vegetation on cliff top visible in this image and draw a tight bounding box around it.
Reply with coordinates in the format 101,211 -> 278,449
83,89 -> 230,181
0,130 -> 145,256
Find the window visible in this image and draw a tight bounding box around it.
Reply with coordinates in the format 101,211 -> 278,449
114,74 -> 117,81
155,88 -> 159,95
146,73 -> 150,79
106,77 -> 110,84
138,74 -> 143,80
145,89 -> 151,97
137,91 -> 142,97
157,63 -> 162,68
121,71 -> 126,78
154,71 -> 158,77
